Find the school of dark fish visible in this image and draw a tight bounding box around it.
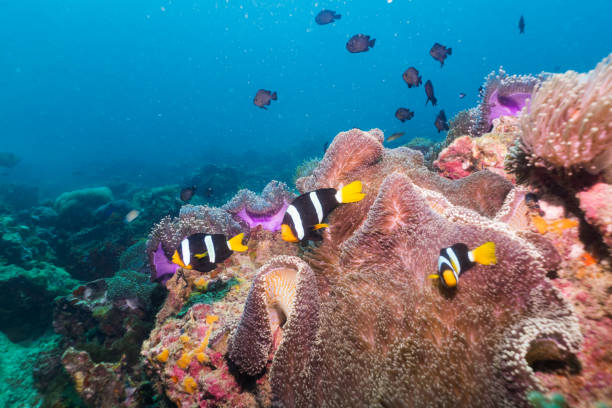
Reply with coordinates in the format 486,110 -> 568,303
248,9 -> 525,135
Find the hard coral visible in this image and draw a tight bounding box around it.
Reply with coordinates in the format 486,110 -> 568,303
62,347 -> 139,408
54,187 -> 113,230
229,128 -> 581,407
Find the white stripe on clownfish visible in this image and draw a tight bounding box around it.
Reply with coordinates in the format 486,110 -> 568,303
287,205 -> 304,240
204,235 -> 216,263
438,256 -> 453,274
309,191 -> 324,223
181,238 -> 191,267
446,247 -> 461,275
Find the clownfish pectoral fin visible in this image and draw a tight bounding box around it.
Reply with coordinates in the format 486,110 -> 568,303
313,223 -> 329,230
194,252 -> 208,259
471,242 -> 496,266
172,250 -> 187,268
227,233 -> 248,252
281,224 -> 299,242
428,274 -> 440,280
337,180 -> 365,203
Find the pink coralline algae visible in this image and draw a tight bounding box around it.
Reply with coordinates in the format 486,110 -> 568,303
433,117 -> 518,180
226,128 -> 581,407
577,183 -> 612,248
433,135 -> 474,179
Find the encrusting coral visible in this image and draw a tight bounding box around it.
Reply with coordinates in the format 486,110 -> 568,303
434,117 -> 519,180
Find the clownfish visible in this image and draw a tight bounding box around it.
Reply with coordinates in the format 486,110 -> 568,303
281,180 -> 365,242
172,233 -> 247,272
428,242 -> 496,288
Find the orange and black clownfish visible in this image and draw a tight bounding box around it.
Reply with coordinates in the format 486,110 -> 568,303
281,180 -> 365,242
428,242 -> 496,288
172,233 -> 247,272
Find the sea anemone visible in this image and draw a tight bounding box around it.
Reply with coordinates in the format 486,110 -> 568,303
515,53 -> 612,181
474,68 -> 541,137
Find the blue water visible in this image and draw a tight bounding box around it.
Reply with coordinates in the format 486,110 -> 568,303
0,0 -> 610,198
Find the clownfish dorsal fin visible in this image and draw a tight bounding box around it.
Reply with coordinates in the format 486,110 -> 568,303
471,242 -> 496,266
313,223 -> 329,230
336,180 -> 365,203
227,233 -> 248,252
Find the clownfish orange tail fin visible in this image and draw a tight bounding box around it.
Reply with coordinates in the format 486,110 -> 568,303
471,242 -> 496,266
337,180 -> 365,203
227,233 -> 248,252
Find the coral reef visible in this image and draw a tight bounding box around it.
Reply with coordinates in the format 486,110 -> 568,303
0,332 -> 76,407
0,262 -> 78,342
403,137 -> 434,153
62,347 -> 150,407
146,206 -> 244,283
140,128 -> 590,408
433,117 -> 518,180
227,128 -> 580,407
141,227 -> 298,407
52,270 -> 164,407
147,181 -> 295,284
294,157 -> 321,184
506,53 -> 612,256
54,187 -> 114,230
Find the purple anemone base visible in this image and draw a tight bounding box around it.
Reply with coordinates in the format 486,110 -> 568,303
235,201 -> 289,232
151,243 -> 178,284
487,90 -> 532,124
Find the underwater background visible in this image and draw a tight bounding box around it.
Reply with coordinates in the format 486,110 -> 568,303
0,0 -> 611,407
